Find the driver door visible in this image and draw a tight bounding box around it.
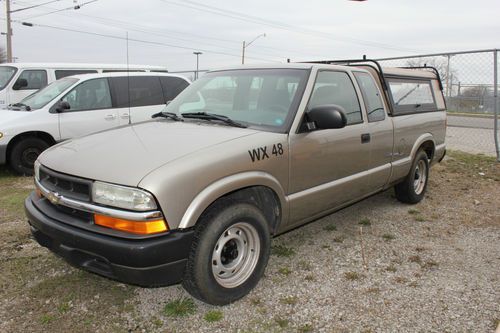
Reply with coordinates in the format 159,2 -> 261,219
58,78 -> 119,140
288,70 -> 371,226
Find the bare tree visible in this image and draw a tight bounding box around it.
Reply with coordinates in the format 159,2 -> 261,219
405,57 -> 458,84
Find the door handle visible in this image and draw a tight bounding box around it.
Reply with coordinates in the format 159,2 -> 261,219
361,133 -> 371,144
104,114 -> 116,120
121,113 -> 130,119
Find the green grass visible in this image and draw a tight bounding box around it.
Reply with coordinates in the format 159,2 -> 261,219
359,218 -> 371,226
323,223 -> 337,231
271,244 -> 296,257
344,271 -> 362,280
408,209 -> 420,215
164,297 -> 197,318
414,215 -> 426,222
445,150 -> 499,181
278,266 -> 292,276
274,317 -> 289,328
204,310 -> 223,323
279,296 -> 298,305
298,324 -> 314,332
40,314 -> 55,324
382,234 -> 396,241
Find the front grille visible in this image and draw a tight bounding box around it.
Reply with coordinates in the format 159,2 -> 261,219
39,166 -> 92,202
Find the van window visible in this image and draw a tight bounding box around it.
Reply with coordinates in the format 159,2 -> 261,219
20,78 -> 78,110
308,71 -> 362,125
102,70 -> 144,73
109,76 -> 164,108
62,78 -> 112,111
55,70 -> 98,79
0,66 -> 17,90
160,77 -> 189,102
387,78 -> 436,114
15,70 -> 48,90
353,72 -> 385,122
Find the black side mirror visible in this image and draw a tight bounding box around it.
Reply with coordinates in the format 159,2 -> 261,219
12,78 -> 28,90
55,101 -> 71,113
305,105 -> 347,131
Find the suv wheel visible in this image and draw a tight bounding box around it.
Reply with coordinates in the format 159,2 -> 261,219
9,137 -> 49,176
395,150 -> 429,204
182,199 -> 270,305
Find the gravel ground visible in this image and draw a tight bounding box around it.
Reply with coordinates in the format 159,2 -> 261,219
0,151 -> 499,333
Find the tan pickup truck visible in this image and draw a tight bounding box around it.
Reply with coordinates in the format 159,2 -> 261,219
25,59 -> 446,305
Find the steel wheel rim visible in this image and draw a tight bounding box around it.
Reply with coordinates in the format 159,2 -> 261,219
211,222 -> 260,288
413,160 -> 427,195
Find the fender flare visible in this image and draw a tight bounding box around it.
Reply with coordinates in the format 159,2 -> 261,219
409,133 -> 435,161
177,171 -> 288,229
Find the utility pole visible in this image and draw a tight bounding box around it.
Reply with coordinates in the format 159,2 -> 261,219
193,51 -> 202,80
241,33 -> 265,65
6,0 -> 13,62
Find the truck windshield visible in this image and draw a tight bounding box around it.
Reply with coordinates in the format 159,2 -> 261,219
19,77 -> 78,110
164,69 -> 308,131
0,66 -> 17,90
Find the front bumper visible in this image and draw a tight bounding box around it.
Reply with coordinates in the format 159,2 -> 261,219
25,192 -> 194,287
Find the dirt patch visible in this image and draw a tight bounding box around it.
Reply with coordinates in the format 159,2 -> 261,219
0,151 -> 499,332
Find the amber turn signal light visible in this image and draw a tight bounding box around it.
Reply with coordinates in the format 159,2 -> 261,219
94,214 -> 168,235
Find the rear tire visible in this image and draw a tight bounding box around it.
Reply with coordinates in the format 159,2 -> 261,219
182,199 -> 271,305
9,137 -> 49,176
394,150 -> 429,204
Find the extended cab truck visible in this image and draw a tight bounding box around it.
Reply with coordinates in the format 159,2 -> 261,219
24,61 -> 446,305
0,72 -> 189,175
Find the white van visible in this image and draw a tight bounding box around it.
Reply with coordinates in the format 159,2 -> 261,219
0,72 -> 190,174
0,63 -> 169,108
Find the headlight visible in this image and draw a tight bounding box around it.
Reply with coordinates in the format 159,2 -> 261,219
0,132 -> 3,139
34,160 -> 40,181
92,181 -> 158,211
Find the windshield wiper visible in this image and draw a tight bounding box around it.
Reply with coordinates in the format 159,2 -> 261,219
9,102 -> 31,111
181,112 -> 247,128
151,111 -> 183,121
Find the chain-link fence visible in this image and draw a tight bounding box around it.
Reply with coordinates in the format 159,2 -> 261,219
376,49 -> 499,160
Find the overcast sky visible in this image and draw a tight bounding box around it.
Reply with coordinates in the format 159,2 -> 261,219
1,0 -> 499,72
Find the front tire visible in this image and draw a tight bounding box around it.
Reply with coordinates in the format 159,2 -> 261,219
9,138 -> 49,176
182,199 -> 271,305
394,150 -> 429,204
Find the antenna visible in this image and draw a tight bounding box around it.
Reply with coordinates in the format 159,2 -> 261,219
126,31 -> 131,125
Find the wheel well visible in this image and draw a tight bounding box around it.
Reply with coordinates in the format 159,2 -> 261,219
207,186 -> 282,235
6,131 -> 56,163
419,140 -> 435,161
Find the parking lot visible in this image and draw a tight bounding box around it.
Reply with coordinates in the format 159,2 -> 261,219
1,150 -> 498,333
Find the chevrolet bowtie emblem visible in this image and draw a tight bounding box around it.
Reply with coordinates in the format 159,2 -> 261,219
46,191 -> 62,205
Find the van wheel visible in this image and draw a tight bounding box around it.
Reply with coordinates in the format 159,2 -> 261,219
395,150 -> 429,204
9,138 -> 49,176
182,199 -> 270,305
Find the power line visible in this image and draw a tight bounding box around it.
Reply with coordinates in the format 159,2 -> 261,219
159,0 -> 422,53
7,19 -> 282,63
23,0 -> 99,19
9,0 -> 63,13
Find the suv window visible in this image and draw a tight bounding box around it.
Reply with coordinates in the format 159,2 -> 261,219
15,70 -> 48,90
62,78 -> 112,111
160,77 -> 189,102
387,78 -> 436,114
109,76 -> 164,108
55,70 -> 98,79
308,71 -> 362,125
354,72 -> 385,122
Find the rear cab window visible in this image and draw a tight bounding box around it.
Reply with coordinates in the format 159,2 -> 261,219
386,77 -> 437,115
353,72 -> 386,122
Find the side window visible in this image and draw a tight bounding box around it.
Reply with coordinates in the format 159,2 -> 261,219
160,77 -> 189,102
308,71 -> 362,125
353,72 -> 385,122
61,78 -> 112,111
109,76 -> 164,108
388,78 -> 436,114
55,70 -> 98,79
15,70 -> 48,90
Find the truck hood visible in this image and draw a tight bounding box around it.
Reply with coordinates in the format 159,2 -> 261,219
39,120 -> 259,187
